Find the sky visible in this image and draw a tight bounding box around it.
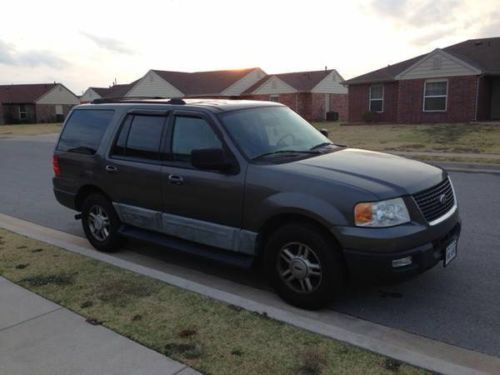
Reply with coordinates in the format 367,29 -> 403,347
0,0 -> 499,94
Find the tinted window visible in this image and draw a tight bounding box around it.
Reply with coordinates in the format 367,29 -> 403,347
116,115 -> 165,161
172,117 -> 222,162
57,109 -> 115,154
221,107 -> 328,160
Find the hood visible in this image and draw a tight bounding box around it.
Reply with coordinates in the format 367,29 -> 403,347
294,148 -> 445,198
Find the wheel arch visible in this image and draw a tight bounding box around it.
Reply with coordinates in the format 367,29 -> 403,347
75,185 -> 112,211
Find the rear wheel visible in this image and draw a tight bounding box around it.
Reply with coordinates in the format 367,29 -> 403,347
81,194 -> 123,252
264,223 -> 345,310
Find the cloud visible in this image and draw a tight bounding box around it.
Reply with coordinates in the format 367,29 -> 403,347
479,13 -> 500,37
80,32 -> 133,54
370,0 -> 461,26
0,39 -> 67,68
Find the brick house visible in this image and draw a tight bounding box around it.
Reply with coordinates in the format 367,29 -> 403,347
82,67 -> 348,121
242,69 -> 348,121
0,83 -> 79,124
345,37 -> 500,123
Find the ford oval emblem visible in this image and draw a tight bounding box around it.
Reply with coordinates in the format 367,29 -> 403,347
439,193 -> 447,204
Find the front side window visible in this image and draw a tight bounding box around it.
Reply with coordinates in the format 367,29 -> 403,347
171,116 -> 222,162
112,115 -> 166,161
369,84 -> 384,112
57,109 -> 115,154
424,80 -> 447,111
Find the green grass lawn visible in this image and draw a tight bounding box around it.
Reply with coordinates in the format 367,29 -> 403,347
0,123 -> 62,137
0,228 -> 427,375
312,122 -> 500,154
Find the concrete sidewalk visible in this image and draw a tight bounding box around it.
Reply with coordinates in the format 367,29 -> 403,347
0,276 -> 199,375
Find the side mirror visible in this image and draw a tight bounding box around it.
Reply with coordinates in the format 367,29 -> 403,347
191,148 -> 235,172
319,128 -> 329,137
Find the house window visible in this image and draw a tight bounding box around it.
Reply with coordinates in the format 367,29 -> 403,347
423,80 -> 447,112
270,95 -> 280,102
19,104 -> 27,120
369,84 -> 384,112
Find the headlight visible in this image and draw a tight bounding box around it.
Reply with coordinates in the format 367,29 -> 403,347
354,198 -> 410,227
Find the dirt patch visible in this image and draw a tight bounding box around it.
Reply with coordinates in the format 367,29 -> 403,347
21,273 -> 75,287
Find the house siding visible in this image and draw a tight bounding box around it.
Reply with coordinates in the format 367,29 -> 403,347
311,71 -> 348,94
397,76 -> 478,123
1,104 -> 36,124
397,51 -> 480,80
126,71 -> 184,98
221,68 -> 267,96
80,88 -> 101,103
35,104 -> 73,123
252,77 -> 297,95
348,82 -> 398,123
36,84 -> 79,105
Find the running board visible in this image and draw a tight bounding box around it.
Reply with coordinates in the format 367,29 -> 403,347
118,225 -> 254,269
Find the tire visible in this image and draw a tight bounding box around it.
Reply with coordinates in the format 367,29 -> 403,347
264,222 -> 345,310
81,193 -> 123,253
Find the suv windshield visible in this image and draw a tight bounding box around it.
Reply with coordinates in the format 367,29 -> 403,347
220,106 -> 332,160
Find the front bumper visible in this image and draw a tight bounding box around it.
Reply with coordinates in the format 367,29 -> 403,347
336,209 -> 461,282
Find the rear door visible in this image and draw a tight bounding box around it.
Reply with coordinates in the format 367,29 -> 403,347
103,110 -> 168,232
160,111 -> 249,253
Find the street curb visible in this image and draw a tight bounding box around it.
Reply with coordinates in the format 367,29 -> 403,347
0,213 -> 499,375
428,161 -> 500,175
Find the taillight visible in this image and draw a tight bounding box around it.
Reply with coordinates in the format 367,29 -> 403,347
52,155 -> 61,177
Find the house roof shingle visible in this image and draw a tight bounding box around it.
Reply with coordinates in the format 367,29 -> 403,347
90,81 -> 138,98
0,83 -> 58,104
153,68 -> 258,96
244,69 -> 335,94
345,37 -> 500,85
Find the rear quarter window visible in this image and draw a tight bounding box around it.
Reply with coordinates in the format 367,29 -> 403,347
57,109 -> 115,154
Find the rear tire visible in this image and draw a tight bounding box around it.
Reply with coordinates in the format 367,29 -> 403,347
81,193 -> 123,253
264,222 -> 345,310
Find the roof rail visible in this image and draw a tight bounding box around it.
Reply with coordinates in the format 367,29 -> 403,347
91,96 -> 167,104
166,98 -> 186,105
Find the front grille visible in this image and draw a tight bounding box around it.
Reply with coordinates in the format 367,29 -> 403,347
413,178 -> 455,223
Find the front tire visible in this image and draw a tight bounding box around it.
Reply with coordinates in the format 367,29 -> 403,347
264,223 -> 345,310
81,194 -> 123,252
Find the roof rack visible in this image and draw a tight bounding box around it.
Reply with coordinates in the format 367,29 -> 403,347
90,96 -> 186,105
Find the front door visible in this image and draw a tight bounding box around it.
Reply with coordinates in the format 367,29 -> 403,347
161,112 -> 249,253
491,77 -> 500,120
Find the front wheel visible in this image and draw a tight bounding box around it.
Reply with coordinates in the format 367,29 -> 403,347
264,223 -> 345,310
81,193 -> 123,252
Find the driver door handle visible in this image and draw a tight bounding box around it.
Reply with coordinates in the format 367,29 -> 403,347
168,174 -> 184,185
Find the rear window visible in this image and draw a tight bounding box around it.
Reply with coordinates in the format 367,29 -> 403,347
57,109 -> 115,154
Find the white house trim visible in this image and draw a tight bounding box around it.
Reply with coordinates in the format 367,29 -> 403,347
311,70 -> 348,94
395,49 -> 482,80
36,84 -> 79,105
80,88 -> 102,103
251,76 -> 297,95
221,68 -> 267,96
126,70 -> 184,98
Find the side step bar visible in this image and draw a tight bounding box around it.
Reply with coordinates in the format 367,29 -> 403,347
118,225 -> 255,269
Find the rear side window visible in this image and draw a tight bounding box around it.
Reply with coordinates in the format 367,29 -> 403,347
57,109 -> 115,154
111,115 -> 166,161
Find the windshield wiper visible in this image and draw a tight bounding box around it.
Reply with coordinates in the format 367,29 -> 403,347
252,150 -> 319,161
310,142 -> 334,151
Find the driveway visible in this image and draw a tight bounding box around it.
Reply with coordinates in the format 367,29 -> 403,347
1,135 -> 499,357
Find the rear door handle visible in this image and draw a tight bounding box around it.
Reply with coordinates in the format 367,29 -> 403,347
168,174 -> 184,185
105,165 -> 118,173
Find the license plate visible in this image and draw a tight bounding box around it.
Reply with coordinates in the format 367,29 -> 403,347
444,239 -> 457,266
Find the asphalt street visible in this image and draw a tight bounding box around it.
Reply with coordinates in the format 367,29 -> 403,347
1,135 -> 499,358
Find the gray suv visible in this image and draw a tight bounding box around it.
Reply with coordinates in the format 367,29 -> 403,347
53,98 -> 461,309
